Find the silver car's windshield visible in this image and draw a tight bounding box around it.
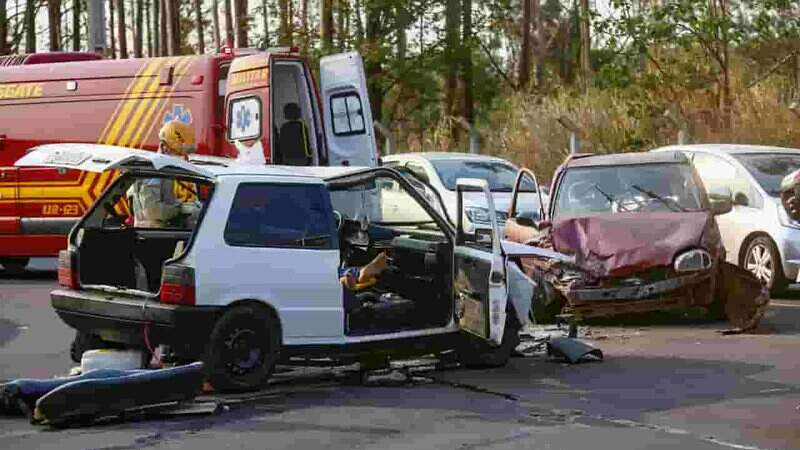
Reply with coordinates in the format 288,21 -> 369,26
554,163 -> 704,218
431,159 -> 536,192
734,153 -> 800,196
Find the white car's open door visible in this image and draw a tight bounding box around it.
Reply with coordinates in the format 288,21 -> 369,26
320,52 -> 379,168
15,143 -> 213,178
453,178 -> 508,346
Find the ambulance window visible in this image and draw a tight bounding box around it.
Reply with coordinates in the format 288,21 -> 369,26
330,93 -> 366,136
228,96 -> 262,141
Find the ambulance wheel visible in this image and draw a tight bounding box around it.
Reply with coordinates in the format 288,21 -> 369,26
205,304 -> 280,393
457,310 -> 520,369
1,258 -> 29,274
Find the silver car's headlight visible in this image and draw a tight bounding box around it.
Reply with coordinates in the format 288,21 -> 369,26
674,249 -> 712,273
465,206 -> 507,225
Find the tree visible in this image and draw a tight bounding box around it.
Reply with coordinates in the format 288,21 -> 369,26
260,0 -> 269,47
151,0 -> 159,55
25,0 -> 36,53
223,0 -> 233,46
278,0 -> 292,45
211,0 -> 220,50
579,0 -> 592,91
519,0 -> 532,89
164,0 -> 179,54
72,0 -> 80,51
145,0 -> 152,55
117,0 -> 128,58
233,0 -> 248,47
321,0 -> 334,51
109,0 -> 115,57
444,0 -> 461,119
49,0 -> 63,51
194,0 -> 204,53
462,0 -> 474,123
0,0 -> 7,55
158,0 -> 166,55
134,0 -> 144,57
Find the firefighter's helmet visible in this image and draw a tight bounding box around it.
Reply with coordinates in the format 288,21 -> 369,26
159,120 -> 196,156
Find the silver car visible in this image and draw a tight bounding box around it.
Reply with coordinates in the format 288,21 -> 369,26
653,144 -> 800,293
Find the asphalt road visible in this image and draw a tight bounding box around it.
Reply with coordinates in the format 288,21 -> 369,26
1,259 -> 799,450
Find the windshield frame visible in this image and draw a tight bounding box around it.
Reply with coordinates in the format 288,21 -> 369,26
429,158 -> 537,193
732,152 -> 800,197
551,162 -> 707,219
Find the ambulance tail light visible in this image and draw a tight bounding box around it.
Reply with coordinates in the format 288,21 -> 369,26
58,249 -> 79,289
160,265 -> 196,306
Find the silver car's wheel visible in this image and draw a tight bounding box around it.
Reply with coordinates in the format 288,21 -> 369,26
746,243 -> 773,285
744,236 -> 787,294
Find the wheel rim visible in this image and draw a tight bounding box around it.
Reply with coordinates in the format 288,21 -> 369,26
746,243 -> 773,285
224,328 -> 264,377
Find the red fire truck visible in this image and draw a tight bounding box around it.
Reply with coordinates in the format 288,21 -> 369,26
0,48 -> 378,271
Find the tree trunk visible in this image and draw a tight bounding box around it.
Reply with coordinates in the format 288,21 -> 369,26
278,0 -> 291,45
444,0 -> 461,120
72,0 -> 80,50
134,0 -> 143,57
353,0 -> 363,42
532,0 -> 546,87
300,0 -> 308,51
194,0 -> 204,53
578,0 -> 591,92
337,0 -> 347,50
462,0 -> 473,124
321,0 -> 333,51
519,0 -> 531,89
0,0 -> 7,55
25,0 -> 36,53
158,0 -> 166,55
49,0 -> 63,51
396,4 -> 408,60
233,0 -> 248,47
223,0 -> 233,46
117,0 -> 127,57
211,0 -> 220,50
151,0 -> 159,55
365,1 -> 383,123
109,0 -> 116,57
261,0 -> 269,47
145,0 -> 152,56
164,0 -> 178,54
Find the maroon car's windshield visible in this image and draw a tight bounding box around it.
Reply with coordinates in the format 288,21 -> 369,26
554,163 -> 704,218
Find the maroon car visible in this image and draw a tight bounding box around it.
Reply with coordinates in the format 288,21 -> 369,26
504,151 -> 768,330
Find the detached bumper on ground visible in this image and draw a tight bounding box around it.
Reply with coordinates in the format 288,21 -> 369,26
51,289 -> 223,358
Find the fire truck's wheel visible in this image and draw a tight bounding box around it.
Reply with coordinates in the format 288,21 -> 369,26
1,258 -> 29,274
457,310 -> 521,369
205,304 -> 280,393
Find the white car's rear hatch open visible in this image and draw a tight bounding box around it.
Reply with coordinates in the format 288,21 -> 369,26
16,143 -> 213,178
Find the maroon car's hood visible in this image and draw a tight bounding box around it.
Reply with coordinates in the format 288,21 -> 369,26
551,212 -> 718,278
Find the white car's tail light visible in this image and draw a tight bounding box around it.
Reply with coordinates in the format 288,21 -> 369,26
160,265 -> 196,306
57,249 -> 79,289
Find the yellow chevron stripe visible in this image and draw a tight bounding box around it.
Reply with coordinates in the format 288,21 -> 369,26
117,57 -> 178,148
138,57 -> 197,151
128,57 -> 191,149
98,59 -> 161,144
103,59 -> 164,145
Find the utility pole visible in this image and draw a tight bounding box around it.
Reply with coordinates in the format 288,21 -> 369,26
87,0 -> 107,55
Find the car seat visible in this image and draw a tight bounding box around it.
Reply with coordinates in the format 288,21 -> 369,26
277,103 -> 311,166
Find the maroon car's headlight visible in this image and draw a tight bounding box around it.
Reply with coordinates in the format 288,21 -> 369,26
674,249 -> 712,273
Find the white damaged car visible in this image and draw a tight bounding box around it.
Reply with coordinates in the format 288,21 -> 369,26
16,144 -> 571,392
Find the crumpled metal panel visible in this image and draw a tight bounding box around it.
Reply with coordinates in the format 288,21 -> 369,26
719,262 -> 770,332
550,212 -> 715,278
